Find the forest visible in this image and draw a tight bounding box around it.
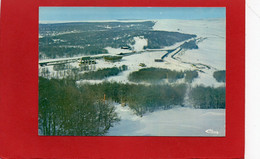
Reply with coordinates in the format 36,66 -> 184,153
39,21 -> 196,59
38,77 -> 120,136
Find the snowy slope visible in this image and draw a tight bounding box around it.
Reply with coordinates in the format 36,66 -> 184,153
107,104 -> 225,136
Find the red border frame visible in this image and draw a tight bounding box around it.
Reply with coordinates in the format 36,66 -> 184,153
0,0 -> 245,158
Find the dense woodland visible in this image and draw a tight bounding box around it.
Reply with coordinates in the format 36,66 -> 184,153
39,21 -> 196,59
38,77 -> 120,136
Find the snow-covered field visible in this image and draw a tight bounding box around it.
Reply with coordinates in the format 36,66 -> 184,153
153,19 -> 225,38
107,104 -> 225,136
154,19 -> 226,87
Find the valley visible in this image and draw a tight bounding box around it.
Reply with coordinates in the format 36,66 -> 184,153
38,19 -> 226,136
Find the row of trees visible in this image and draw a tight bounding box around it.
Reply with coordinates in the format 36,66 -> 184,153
104,56 -> 123,62
80,65 -> 128,80
39,65 -> 128,80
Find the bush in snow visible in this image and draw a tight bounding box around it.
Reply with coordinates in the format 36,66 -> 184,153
184,70 -> 199,83
213,70 -> 226,82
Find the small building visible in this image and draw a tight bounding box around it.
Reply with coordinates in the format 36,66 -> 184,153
121,46 -> 130,49
79,57 -> 96,65
154,59 -> 164,62
139,63 -> 146,67
39,62 -> 48,67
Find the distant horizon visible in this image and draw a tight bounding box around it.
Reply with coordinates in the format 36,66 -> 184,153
39,18 -> 226,24
39,7 -> 226,22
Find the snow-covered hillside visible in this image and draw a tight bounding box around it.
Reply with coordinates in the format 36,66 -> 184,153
107,104 -> 225,136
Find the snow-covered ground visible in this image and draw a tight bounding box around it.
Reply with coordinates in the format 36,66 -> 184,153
131,36 -> 148,51
107,104 -> 225,136
153,18 -> 225,38
154,18 -> 226,87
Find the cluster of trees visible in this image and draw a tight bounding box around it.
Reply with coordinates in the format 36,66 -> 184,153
213,70 -> 226,82
80,65 -> 128,80
128,67 -> 184,83
80,82 -> 187,116
39,21 -> 196,59
143,31 -> 196,49
39,67 -> 50,78
128,68 -> 198,83
184,70 -> 199,83
53,63 -> 72,71
39,77 -> 120,136
189,86 -> 226,109
39,65 -> 128,80
126,84 -> 187,116
104,56 -> 123,62
180,39 -> 199,50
